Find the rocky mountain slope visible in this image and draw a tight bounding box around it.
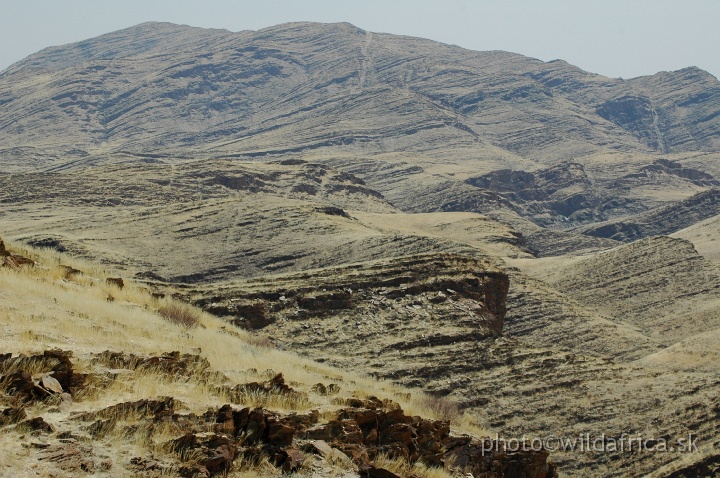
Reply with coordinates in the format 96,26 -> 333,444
579,188 -> 720,242
187,247 -> 720,477
2,21 -> 720,237
528,236 -> 720,345
2,22 -> 719,162
0,159 -> 527,283
0,239 -> 558,478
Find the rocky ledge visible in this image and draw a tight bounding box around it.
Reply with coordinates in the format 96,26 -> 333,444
0,349 -> 556,477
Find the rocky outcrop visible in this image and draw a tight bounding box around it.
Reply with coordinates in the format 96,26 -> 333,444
38,444 -> 97,473
0,349 -> 78,402
0,238 -> 35,269
197,253 -> 508,332
165,398 -> 557,477
92,350 -> 221,381
542,236 -> 720,346
467,163 -> 604,226
218,373 -> 307,405
192,254 -> 510,401
579,188 -> 720,242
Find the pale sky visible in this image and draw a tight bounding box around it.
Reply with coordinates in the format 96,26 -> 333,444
0,0 -> 718,80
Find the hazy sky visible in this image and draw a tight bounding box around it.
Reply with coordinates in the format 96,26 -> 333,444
1,0 -> 718,79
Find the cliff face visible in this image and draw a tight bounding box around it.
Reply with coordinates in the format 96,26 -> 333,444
191,254 -> 511,376
579,188 -> 720,241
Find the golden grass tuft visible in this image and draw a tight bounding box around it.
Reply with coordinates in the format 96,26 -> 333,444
416,394 -> 462,423
373,453 -> 455,478
157,302 -> 201,328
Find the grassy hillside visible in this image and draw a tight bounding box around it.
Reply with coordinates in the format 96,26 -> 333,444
0,239 -> 560,477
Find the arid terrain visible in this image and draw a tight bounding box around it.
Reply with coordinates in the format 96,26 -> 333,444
1,21 -> 720,477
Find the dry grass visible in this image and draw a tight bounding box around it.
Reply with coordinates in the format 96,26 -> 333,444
0,239 -> 496,476
416,394 -> 462,423
373,453 -> 454,478
157,303 -> 201,328
0,240 -> 489,426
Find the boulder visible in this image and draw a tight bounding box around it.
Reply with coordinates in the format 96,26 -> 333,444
0,350 -> 77,402
38,444 -> 95,473
0,238 -> 35,269
171,432 -> 237,477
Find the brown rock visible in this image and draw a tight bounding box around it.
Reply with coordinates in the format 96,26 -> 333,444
130,456 -> 168,473
199,441 -> 235,473
280,409 -> 320,434
179,464 -> 210,478
243,408 -> 268,444
280,447 -> 305,473
93,350 -> 217,381
17,416 -> 54,434
267,416 -> 296,447
213,404 -> 235,435
73,397 -> 178,421
171,432 -> 237,476
306,420 -> 343,441
39,444 -> 95,473
360,466 -> 402,478
342,396 -> 385,410
2,357 -> 75,402
337,443 -> 371,469
335,419 -> 364,445
0,407 -> 26,426
222,373 -> 306,405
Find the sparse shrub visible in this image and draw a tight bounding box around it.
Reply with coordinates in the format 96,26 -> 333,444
158,303 -> 201,328
418,394 -> 461,423
242,333 -> 275,349
373,453 -> 454,478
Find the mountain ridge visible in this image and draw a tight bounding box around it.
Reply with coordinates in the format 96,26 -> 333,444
2,21 -> 718,161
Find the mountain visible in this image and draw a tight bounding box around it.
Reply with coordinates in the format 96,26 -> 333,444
2,21 -> 720,478
2,22 -> 719,160
2,21 -> 720,239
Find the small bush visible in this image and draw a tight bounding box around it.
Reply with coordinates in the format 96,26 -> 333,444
419,394 -> 461,423
243,334 -> 275,349
158,303 -> 200,328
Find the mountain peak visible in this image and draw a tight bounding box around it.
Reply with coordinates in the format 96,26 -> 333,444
0,21 -> 718,157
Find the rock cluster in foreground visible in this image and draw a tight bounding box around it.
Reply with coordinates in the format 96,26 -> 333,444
0,349 -> 556,477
